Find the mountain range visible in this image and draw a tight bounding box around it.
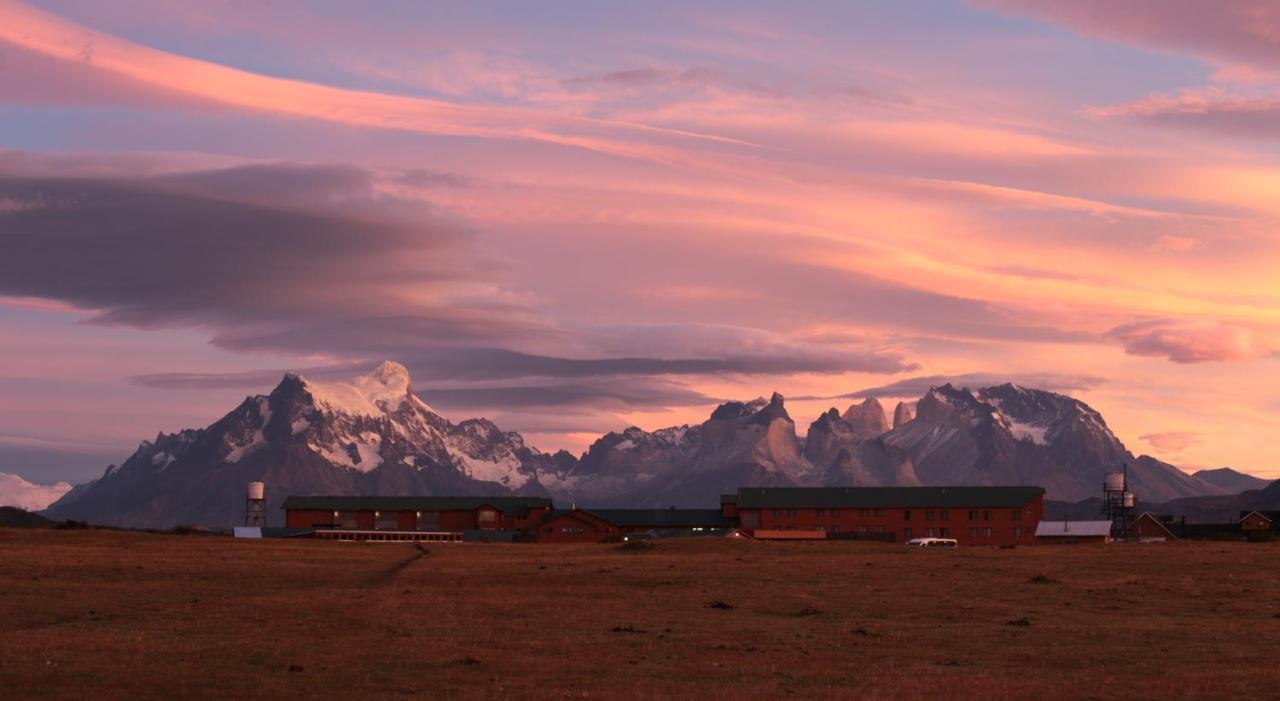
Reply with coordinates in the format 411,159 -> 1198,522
43,361 -> 1260,528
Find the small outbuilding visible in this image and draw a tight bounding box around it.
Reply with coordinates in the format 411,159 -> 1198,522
1128,512 -> 1178,541
1034,520 -> 1112,544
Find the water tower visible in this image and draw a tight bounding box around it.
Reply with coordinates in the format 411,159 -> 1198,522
245,481 -> 267,527
1101,465 -> 1135,539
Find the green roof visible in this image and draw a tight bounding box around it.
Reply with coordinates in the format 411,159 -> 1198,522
734,486 -> 1044,509
280,495 -> 552,516
543,508 -> 730,528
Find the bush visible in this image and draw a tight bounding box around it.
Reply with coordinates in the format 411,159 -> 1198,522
618,539 -> 655,552
1246,530 -> 1275,543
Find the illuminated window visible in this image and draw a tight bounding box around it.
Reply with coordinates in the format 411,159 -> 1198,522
940,510 -> 949,521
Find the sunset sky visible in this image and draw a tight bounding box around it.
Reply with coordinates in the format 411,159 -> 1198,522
2,0 -> 1279,488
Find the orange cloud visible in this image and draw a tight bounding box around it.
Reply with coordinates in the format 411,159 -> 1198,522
0,1 -> 754,162
1107,319 -> 1265,363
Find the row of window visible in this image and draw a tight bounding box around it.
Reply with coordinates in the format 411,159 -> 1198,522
904,527 -> 1022,539
766,526 -> 1028,539
766,509 -> 1023,521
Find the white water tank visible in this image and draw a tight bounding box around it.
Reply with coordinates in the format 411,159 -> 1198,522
247,482 -> 265,501
1122,492 -> 1135,508
1104,473 -> 1125,491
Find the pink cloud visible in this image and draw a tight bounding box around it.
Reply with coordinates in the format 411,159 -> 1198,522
1138,431 -> 1202,453
1090,87 -> 1280,139
1107,319 -> 1264,363
1149,234 -> 1197,254
0,2 -> 755,164
975,1 -> 1280,70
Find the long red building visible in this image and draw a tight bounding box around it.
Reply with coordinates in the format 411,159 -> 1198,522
279,486 -> 1044,546
725,486 -> 1045,547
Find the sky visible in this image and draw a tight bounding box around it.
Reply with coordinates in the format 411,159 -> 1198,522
2,0 -> 1279,489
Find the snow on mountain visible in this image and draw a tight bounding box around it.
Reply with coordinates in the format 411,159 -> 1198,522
0,472 -> 73,511
42,363 -> 1235,526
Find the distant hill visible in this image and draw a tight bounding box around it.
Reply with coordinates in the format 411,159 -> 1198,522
1191,468 -> 1271,494
1158,481 -> 1280,523
0,506 -> 56,528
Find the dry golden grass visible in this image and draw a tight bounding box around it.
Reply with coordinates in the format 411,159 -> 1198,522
2,528 -> 1279,700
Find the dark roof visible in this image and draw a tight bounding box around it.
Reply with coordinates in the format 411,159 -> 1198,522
734,486 -> 1045,509
261,527 -> 316,538
280,495 -> 552,516
542,508 -> 730,528
720,494 -> 737,504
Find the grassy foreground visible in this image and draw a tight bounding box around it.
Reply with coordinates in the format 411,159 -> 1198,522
2,529 -> 1278,700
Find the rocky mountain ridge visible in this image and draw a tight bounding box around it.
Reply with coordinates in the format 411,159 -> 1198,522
45,362 -> 1243,527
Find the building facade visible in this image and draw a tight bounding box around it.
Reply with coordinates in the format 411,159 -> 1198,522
725,486 -> 1045,547
282,496 -> 553,536
279,486 -> 1046,546
537,508 -> 729,543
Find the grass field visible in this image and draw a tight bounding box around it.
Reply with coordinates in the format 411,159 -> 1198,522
2,529 -> 1278,700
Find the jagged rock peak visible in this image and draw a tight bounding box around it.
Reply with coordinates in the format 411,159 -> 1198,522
893,401 -> 914,429
753,392 -> 792,424
842,397 -> 888,437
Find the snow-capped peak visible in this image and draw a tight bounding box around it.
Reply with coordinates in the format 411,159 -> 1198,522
295,360 -> 432,417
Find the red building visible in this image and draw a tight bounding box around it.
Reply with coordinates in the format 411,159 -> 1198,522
282,495 -> 552,539
538,508 -> 730,543
725,486 -> 1044,547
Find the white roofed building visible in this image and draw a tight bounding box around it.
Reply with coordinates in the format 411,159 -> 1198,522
1035,520 -> 1113,544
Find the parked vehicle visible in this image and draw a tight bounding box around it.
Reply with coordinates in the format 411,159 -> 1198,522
906,537 -> 958,548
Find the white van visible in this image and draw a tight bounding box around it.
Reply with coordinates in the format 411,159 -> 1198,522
906,537 -> 958,548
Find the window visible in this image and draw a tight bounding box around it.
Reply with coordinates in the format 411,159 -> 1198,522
561,527 -> 585,534
903,527 -> 913,539
875,510 -> 883,517
772,509 -> 782,517
903,510 -> 912,521
925,510 -> 935,521
375,511 -> 399,530
336,511 -> 358,528
544,527 -> 553,533
874,525 -> 884,533
983,510 -> 992,521
815,509 -> 824,517
830,525 -> 839,533
940,510 -> 949,521
1012,510 -> 1022,521
860,509 -> 870,517
940,528 -> 950,538
968,527 -> 978,538
478,508 -> 497,523
925,528 -> 935,537
788,509 -> 797,518
417,511 -> 441,531
983,527 -> 992,539
858,525 -> 868,534
830,509 -> 839,517
968,510 -> 977,521
1013,527 -> 1022,538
